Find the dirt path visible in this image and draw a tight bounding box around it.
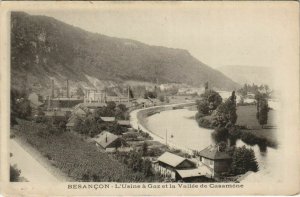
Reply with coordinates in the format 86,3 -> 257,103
10,136 -> 72,182
10,139 -> 59,182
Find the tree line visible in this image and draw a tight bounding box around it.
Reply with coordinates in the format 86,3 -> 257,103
195,89 -> 259,175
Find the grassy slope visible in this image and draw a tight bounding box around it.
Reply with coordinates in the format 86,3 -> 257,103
13,119 -> 156,182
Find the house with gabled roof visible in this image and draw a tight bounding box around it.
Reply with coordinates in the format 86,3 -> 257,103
198,145 -> 232,177
93,131 -> 127,152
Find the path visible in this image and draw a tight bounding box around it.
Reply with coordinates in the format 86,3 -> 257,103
10,139 -> 59,182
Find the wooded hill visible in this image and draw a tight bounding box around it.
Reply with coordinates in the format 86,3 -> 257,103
11,12 -> 239,93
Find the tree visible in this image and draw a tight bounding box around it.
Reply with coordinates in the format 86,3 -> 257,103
211,127 -> 229,143
143,159 -> 153,176
76,87 -> 85,97
258,99 -> 269,128
213,91 -> 237,127
196,100 -> 210,115
228,126 -> 241,146
115,104 -> 129,120
230,146 -> 258,175
142,142 -> 148,156
158,95 -> 165,102
10,89 -> 32,122
10,165 -> 21,182
200,90 -> 222,111
144,91 -> 157,99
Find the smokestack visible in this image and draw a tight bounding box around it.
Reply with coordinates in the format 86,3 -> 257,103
47,96 -> 50,110
94,90 -> 96,101
67,80 -> 69,98
127,86 -> 130,102
51,79 -> 54,98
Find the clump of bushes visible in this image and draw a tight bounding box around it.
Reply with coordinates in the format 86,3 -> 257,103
10,165 -> 21,182
230,146 -> 259,175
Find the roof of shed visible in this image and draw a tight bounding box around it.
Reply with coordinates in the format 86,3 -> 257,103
100,117 -> 116,122
117,120 -> 131,126
157,152 -> 189,168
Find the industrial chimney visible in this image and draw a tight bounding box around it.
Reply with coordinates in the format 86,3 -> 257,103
67,80 -> 69,98
51,79 -> 54,98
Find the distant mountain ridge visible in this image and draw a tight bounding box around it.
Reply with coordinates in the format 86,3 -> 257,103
11,12 -> 239,94
217,65 -> 274,87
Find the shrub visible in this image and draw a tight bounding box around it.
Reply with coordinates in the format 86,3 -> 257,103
10,165 -> 21,182
230,146 -> 259,175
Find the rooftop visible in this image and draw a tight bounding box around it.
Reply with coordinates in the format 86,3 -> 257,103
157,152 -> 189,168
51,97 -> 83,101
117,120 -> 131,126
66,115 -> 81,127
100,117 -> 116,122
198,145 -> 232,160
93,131 -> 119,149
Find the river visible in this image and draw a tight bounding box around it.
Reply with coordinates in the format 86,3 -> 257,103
144,108 -> 282,183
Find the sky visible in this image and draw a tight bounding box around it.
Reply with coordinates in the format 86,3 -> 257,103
27,2 -> 298,69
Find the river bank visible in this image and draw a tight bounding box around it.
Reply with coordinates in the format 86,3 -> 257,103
130,106 -> 282,183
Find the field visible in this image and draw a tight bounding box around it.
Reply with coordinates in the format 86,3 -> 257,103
12,119 -> 158,182
236,105 -> 278,146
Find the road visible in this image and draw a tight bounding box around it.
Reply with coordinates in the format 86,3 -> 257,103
129,102 -> 196,154
10,139 -> 59,182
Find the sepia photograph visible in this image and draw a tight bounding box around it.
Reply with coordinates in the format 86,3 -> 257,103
0,1 -> 299,196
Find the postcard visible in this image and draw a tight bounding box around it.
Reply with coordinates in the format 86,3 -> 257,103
0,1 -> 299,196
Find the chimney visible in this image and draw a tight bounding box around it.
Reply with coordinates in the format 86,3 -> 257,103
51,79 -> 54,98
67,80 -> 69,98
106,134 -> 108,143
94,90 -> 96,101
127,86 -> 130,102
47,96 -> 51,110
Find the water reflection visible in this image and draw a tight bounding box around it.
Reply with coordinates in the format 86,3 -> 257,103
145,109 -> 282,183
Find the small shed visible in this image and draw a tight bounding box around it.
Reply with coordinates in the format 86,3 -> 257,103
100,117 -> 116,122
153,152 -> 196,180
176,165 -> 212,182
117,120 -> 131,127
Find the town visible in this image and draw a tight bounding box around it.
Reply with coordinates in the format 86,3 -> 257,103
10,78 -> 278,183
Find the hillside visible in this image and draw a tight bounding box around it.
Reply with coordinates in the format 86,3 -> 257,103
217,65 -> 274,87
11,12 -> 239,94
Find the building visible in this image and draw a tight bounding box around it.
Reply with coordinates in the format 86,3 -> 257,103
117,120 -> 131,127
152,152 -> 196,181
44,110 -> 66,117
100,117 -> 116,122
47,97 -> 84,109
73,106 -> 89,118
66,115 -> 81,131
198,145 -> 232,177
176,165 -> 212,182
93,131 -> 127,152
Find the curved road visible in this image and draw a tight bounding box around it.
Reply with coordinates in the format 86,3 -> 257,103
129,102 -> 195,154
